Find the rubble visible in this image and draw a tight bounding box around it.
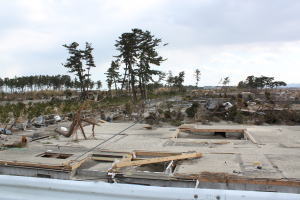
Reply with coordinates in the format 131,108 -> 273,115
0,88 -> 300,194
0,128 -> 12,135
2,136 -> 27,148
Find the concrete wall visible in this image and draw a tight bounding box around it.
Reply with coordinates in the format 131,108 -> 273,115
0,165 -> 71,179
1,175 -> 299,200
117,177 -> 300,194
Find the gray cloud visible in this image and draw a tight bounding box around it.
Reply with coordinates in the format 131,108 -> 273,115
0,0 -> 300,86
155,0 -> 300,46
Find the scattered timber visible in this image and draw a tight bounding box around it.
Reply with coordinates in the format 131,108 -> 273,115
112,152 -> 202,169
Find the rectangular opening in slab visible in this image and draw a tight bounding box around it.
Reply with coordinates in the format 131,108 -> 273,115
36,173 -> 51,178
135,162 -> 167,172
134,161 -> 176,174
38,152 -> 73,159
57,154 -> 72,159
177,129 -> 245,140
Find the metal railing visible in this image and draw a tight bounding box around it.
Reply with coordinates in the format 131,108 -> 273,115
0,175 -> 299,200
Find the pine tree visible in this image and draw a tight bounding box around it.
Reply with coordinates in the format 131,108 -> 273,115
96,80 -> 102,90
62,42 -> 96,99
194,69 -> 201,87
115,29 -> 166,101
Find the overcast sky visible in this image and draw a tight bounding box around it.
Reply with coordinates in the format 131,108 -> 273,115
1,0 -> 300,87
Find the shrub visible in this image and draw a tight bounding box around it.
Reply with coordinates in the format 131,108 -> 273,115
209,116 -> 221,122
164,110 -> 171,119
124,102 -> 133,115
234,111 -> 244,124
170,120 -> 182,127
264,111 -> 281,124
185,102 -> 199,118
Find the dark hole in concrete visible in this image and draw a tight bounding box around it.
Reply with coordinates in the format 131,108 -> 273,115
38,152 -> 73,159
41,154 -> 54,158
214,132 -> 226,138
57,154 -> 72,159
178,131 -> 243,140
37,173 -> 51,178
135,161 -> 176,173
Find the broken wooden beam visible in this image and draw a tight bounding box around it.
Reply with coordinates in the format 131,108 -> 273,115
133,151 -> 181,157
92,156 -> 119,162
112,152 -> 202,169
0,160 -> 72,171
244,130 -> 258,144
68,157 -> 91,171
81,118 -> 100,126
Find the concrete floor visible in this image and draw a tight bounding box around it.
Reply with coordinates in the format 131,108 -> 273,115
0,121 -> 300,192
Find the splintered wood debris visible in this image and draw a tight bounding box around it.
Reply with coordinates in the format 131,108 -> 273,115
112,152 -> 202,169
55,106 -> 104,139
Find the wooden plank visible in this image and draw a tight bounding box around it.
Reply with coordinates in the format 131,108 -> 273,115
113,152 -> 202,169
70,157 -> 90,170
176,172 -> 300,187
244,130 -> 258,144
207,152 -> 236,154
92,156 -> 117,162
121,154 -> 133,162
178,125 -> 194,130
92,151 -> 130,157
81,118 -> 100,126
134,151 -> 181,157
0,160 -> 72,171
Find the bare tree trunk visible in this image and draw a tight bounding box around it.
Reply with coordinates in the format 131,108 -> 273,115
113,78 -> 118,97
130,72 -> 137,102
138,76 -> 144,99
128,63 -> 137,102
121,68 -> 128,92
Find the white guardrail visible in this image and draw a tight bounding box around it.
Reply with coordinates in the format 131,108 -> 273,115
0,175 -> 299,200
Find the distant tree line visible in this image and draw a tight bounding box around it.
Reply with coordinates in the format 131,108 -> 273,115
238,75 -> 286,89
0,75 -> 101,93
